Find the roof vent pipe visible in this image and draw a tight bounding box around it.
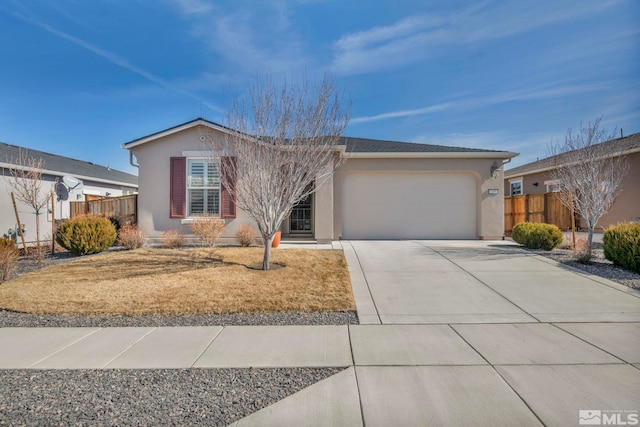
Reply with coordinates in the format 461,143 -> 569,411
621,129 -> 624,138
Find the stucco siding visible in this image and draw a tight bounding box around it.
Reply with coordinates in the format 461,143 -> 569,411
599,151 -> 640,228
130,125 -> 258,241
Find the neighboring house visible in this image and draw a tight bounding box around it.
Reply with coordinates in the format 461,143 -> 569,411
1,141 -> 138,245
123,118 -> 517,243
504,132 -> 640,231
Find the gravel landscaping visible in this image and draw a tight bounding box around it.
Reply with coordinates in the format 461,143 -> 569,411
0,309 -> 358,327
0,367 -> 345,426
527,242 -> 640,290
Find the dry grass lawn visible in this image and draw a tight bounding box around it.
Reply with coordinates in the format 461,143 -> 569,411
0,248 -> 355,316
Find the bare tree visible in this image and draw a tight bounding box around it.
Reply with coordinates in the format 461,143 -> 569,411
206,74 -> 350,270
4,149 -> 51,260
550,117 -> 628,259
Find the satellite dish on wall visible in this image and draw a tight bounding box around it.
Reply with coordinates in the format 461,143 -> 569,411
62,175 -> 84,191
55,182 -> 69,201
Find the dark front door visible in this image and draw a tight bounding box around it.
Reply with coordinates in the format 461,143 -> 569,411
289,194 -> 313,234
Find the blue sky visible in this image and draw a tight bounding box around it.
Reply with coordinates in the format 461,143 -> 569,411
1,0 -> 638,175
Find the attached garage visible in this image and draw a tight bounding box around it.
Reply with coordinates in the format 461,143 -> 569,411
123,119 -> 516,242
341,171 -> 477,239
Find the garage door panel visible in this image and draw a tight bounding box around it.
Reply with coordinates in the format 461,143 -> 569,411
342,172 -> 476,239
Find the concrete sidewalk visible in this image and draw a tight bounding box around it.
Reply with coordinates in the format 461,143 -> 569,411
1,240 -> 639,426
0,323 -> 638,426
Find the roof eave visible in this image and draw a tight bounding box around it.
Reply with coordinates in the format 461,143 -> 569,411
122,119 -> 235,150
504,145 -> 640,179
347,151 -> 518,159
0,162 -> 138,188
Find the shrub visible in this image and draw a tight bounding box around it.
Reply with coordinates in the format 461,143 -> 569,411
603,223 -> 640,273
188,214 -> 225,247
0,238 -> 19,283
117,224 -> 147,249
56,215 -> 117,256
161,229 -> 186,249
236,224 -> 257,247
512,222 -> 563,251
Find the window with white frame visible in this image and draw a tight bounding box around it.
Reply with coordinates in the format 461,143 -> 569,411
544,180 -> 560,193
509,178 -> 523,196
187,158 -> 220,216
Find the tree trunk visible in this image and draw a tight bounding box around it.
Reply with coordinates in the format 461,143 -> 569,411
35,211 -> 43,264
586,224 -> 595,260
262,237 -> 272,270
35,212 -> 40,249
569,191 -> 576,249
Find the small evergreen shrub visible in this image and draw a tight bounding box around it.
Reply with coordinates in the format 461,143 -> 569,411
117,224 -> 147,249
512,222 -> 563,251
0,238 -> 19,283
236,224 -> 257,247
603,223 -> 640,273
56,215 -> 117,256
188,214 -> 225,247
161,229 -> 186,249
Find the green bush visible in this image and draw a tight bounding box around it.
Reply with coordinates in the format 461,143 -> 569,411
603,223 -> 640,273
512,222 -> 563,251
56,215 -> 117,256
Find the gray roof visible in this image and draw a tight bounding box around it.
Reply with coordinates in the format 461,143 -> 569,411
341,136 -> 504,153
124,117 -> 508,154
0,141 -> 138,186
505,132 -> 640,178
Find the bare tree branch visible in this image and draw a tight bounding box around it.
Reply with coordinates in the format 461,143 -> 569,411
3,149 -> 52,262
205,74 -> 350,270
549,117 -> 629,259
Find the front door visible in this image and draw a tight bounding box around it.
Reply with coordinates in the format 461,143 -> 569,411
289,194 -> 313,235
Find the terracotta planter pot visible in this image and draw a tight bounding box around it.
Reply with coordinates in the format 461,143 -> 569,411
263,231 -> 282,248
271,231 -> 282,248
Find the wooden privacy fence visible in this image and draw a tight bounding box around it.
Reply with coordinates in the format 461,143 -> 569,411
71,194 -> 137,225
504,193 -> 572,235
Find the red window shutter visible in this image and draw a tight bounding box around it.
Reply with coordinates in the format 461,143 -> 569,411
221,156 -> 237,219
170,157 -> 186,218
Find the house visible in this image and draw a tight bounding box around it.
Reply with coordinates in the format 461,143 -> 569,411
123,118 -> 517,243
504,132 -> 640,231
1,141 -> 138,245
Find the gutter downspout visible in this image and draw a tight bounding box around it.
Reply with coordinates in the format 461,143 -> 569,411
501,157 -> 513,241
127,149 -> 139,168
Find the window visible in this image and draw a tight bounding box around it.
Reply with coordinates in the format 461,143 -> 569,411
544,180 -> 560,193
509,178 -> 523,196
187,158 -> 220,216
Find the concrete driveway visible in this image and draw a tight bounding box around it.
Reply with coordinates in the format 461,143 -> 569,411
342,240 -> 640,324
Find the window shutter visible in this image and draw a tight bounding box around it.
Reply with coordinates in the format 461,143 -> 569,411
221,156 -> 237,219
170,157 -> 186,218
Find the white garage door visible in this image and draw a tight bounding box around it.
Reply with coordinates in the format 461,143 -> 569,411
342,172 -> 477,239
